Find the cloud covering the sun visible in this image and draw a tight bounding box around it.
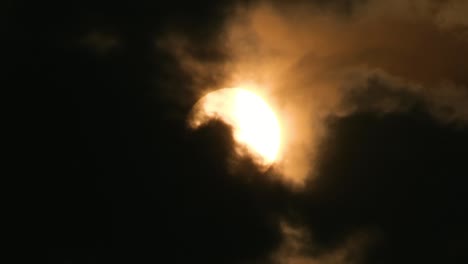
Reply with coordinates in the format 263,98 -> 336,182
147,1 -> 468,263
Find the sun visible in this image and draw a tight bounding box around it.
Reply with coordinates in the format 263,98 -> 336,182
190,87 -> 281,165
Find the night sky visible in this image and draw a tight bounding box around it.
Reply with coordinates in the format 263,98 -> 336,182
9,1 -> 468,263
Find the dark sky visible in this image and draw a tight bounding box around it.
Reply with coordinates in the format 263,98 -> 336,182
9,1 -> 468,263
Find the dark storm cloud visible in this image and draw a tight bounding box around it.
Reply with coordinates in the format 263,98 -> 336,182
301,110 -> 468,263
148,119 -> 292,263
16,0 -> 466,264
340,71 -> 468,122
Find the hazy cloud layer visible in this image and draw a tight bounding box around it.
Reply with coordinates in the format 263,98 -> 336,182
159,0 -> 468,188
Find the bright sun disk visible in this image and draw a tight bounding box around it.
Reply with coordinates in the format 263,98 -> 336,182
190,88 -> 281,165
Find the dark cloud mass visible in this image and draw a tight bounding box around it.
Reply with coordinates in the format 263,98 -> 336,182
11,0 -> 468,263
